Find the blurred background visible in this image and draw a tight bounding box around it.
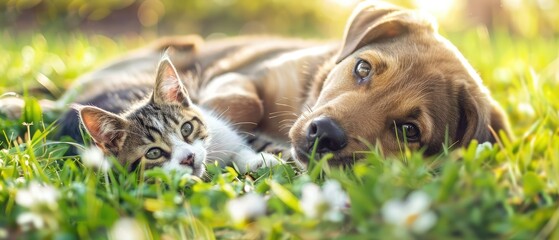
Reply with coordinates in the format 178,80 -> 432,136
1,0 -> 559,38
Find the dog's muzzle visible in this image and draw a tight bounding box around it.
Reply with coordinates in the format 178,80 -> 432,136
306,117 -> 348,153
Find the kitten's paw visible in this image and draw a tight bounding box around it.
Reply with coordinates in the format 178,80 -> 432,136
236,149 -> 283,173
252,152 -> 283,170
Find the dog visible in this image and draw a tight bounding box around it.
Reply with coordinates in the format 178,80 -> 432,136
1,1 -> 511,166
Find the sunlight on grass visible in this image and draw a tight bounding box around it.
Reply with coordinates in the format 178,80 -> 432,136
0,32 -> 145,95
1,1 -> 559,239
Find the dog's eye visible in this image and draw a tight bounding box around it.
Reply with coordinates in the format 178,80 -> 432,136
181,122 -> 193,138
397,123 -> 421,142
145,147 -> 163,159
354,60 -> 372,83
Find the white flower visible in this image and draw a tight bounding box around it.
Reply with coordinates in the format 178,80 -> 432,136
381,191 -> 437,234
16,211 -> 59,231
300,180 -> 349,222
227,192 -> 266,224
15,182 -> 60,230
300,183 -> 322,218
81,146 -> 111,172
110,218 -> 145,240
475,142 -> 493,158
16,182 -> 60,208
323,180 -> 348,211
17,212 -> 45,230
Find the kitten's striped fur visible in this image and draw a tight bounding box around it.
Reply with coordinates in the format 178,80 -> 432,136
76,56 -> 280,176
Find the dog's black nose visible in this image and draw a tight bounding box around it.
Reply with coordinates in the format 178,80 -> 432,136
306,117 -> 347,153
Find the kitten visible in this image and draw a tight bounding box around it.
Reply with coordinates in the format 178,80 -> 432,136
76,55 -> 280,176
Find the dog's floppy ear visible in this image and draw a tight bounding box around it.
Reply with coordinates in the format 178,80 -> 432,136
488,102 -> 511,140
456,85 -> 511,145
337,2 -> 437,63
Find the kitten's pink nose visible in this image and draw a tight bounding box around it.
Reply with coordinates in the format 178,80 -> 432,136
180,153 -> 195,166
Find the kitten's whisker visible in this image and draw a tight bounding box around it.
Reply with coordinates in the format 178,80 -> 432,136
206,143 -> 233,151
239,131 -> 256,137
209,150 -> 244,158
229,121 -> 258,127
206,142 -> 253,151
212,106 -> 231,120
206,143 -> 242,150
207,156 -> 225,163
226,130 -> 255,137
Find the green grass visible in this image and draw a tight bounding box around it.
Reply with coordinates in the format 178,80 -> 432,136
1,27 -> 558,239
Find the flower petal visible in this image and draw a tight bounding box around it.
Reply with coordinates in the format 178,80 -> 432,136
81,146 -> 111,172
15,189 -> 34,208
227,193 -> 266,223
411,211 -> 437,233
17,212 -> 44,230
16,182 -> 59,208
322,180 -> 348,209
300,183 -> 324,218
406,191 -> 431,213
381,199 -> 407,225
111,218 -> 145,240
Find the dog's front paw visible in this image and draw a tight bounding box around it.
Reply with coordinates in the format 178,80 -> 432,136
201,93 -> 264,132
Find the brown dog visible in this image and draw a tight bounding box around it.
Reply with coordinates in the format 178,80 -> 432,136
1,1 -> 511,166
186,1 -> 509,165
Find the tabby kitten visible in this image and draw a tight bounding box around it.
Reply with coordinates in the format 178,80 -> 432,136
77,55 -> 279,176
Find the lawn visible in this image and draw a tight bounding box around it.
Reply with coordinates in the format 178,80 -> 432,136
1,1 -> 559,239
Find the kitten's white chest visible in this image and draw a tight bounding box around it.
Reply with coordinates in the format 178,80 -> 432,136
202,108 -> 281,172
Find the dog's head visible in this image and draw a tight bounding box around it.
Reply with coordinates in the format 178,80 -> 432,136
289,1 -> 510,165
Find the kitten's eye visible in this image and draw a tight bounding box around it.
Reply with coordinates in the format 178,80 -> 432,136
181,122 -> 193,138
397,123 -> 421,142
145,147 -> 163,159
354,59 -> 372,83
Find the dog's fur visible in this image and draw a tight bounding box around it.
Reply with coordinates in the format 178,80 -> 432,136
2,1 -> 511,166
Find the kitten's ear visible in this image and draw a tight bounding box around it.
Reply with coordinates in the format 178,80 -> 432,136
78,106 -> 128,154
152,56 -> 192,107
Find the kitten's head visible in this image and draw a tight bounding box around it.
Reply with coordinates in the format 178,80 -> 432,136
78,56 -> 210,176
